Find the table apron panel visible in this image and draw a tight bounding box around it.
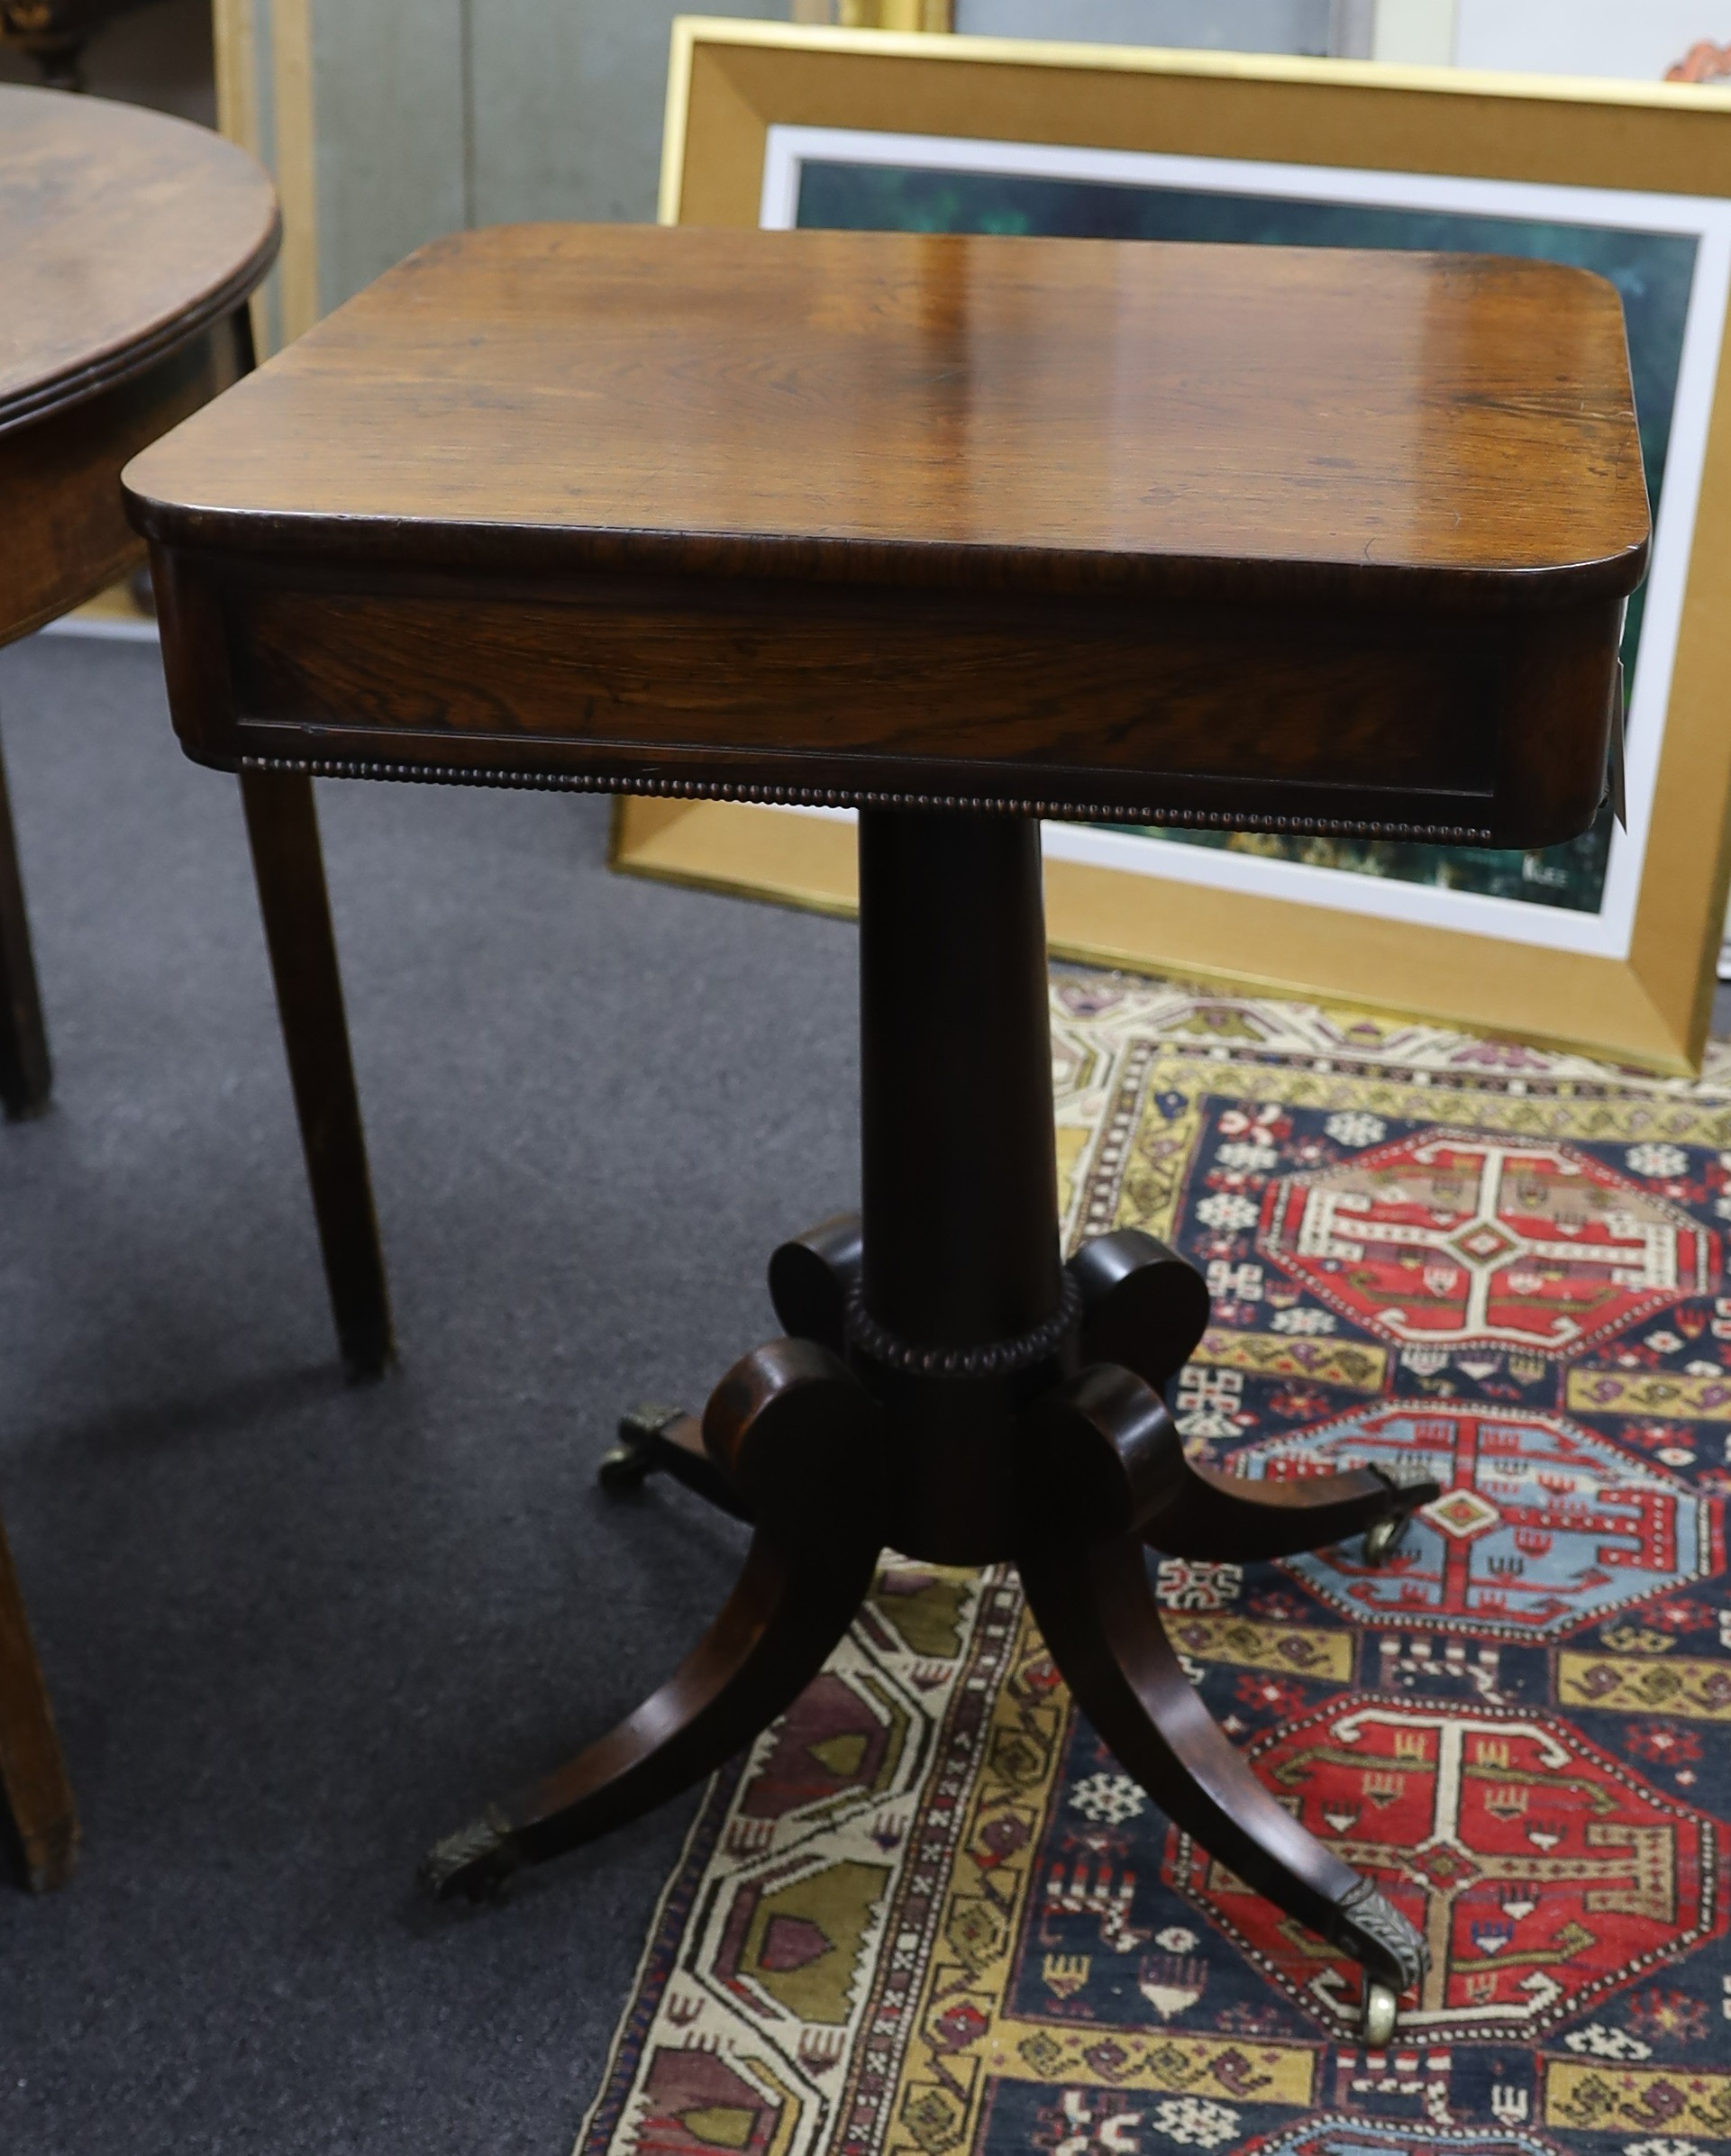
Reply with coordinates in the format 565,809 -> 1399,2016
0,319 -> 244,646
219,574 -> 1500,791
145,556 -> 1622,841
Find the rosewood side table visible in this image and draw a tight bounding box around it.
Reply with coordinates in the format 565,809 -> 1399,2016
123,225 -> 1648,2036
0,86 -> 392,1890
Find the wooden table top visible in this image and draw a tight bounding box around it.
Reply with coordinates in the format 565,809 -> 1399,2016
0,84 -> 278,439
126,224 -> 1647,850
126,223 -> 1646,605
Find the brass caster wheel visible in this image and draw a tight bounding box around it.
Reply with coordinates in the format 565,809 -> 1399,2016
597,1442 -> 650,1493
1363,1511 -> 1413,1566
597,1402 -> 682,1494
1361,1979 -> 1398,2047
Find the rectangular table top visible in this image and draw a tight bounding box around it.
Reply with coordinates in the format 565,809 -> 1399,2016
124,224 -> 1649,846
128,223 -> 1645,596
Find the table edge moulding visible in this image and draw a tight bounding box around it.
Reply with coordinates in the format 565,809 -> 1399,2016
0,83 -> 279,439
123,220 -> 1650,2042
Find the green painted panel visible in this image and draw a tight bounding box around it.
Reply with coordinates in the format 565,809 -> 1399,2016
309,0 -> 468,310
469,1 -> 793,228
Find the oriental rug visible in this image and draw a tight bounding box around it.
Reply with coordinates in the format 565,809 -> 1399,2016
578,974 -> 1731,2156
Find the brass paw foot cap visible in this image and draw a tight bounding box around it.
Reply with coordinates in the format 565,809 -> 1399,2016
420,1806 -> 520,1904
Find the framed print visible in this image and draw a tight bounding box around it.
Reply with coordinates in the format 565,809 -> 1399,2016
612,21 -> 1731,1071
1433,5 -> 1731,975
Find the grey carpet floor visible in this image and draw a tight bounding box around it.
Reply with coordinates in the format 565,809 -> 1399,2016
0,632 -> 861,2153
1,634 -> 1724,2152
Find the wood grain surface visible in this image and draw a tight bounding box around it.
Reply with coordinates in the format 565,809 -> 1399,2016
125,223 -> 1646,596
0,85 -> 277,641
0,82 -> 278,436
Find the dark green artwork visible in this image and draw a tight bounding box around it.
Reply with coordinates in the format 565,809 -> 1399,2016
796,159 -> 1699,913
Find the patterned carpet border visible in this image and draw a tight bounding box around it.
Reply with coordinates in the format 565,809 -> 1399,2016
577,974 -> 1731,2156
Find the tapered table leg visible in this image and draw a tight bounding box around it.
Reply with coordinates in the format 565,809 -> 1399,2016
424,1524 -> 880,1900
0,721 -> 50,1120
239,769 -> 393,1378
1017,1363 -> 1428,2035
0,1508 -> 76,1891
1066,1229 -> 1435,1560
426,1338 -> 887,1900
1147,1457 -> 1438,1563
1020,1531 -> 1425,2033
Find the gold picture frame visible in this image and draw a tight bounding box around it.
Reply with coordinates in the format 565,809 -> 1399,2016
612,18 -> 1731,1074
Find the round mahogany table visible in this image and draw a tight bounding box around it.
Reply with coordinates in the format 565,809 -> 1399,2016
0,85 -> 389,1891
